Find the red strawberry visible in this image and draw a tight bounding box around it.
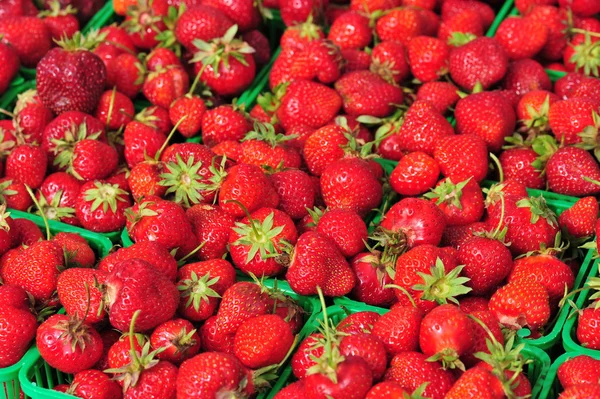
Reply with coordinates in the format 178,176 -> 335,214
328,11 -> 371,50
350,251 -> 396,307
559,196 -> 598,239
548,98 -> 600,145
105,258 -> 179,332
503,59 -> 552,99
372,305 -> 423,356
142,66 -> 189,110
458,236 -> 513,296
407,36 -> 450,82
558,355 -> 600,388
68,139 -> 118,181
370,41 -> 410,84
0,16 -> 52,67
444,367 -> 505,399
397,100 -> 455,156
66,369 -> 122,399
150,318 -> 201,365
546,146 -> 600,196
448,37 -> 508,91
39,2 -> 79,41
334,70 -> 403,118
269,169 -> 315,220
201,105 -> 252,146
174,5 -> 234,52
415,81 -> 460,114
0,286 -> 37,368
434,134 -> 488,183
234,314 -> 294,369
441,0 -> 495,30
390,151 -> 440,196
0,41 -> 19,95
577,306 -> 600,350
75,181 -> 131,233
37,313 -> 103,374
455,91 -> 516,152
375,7 -> 424,46
187,204 -> 236,261
0,178 -> 32,211
106,52 -> 145,99
238,124 -> 302,170
243,30 -> 270,66
425,177 -> 484,226
215,281 -> 271,335
438,9 -> 484,44
200,315 -> 235,354
57,268 -> 107,324
317,209 -> 367,257
12,89 -> 54,144
304,355 -> 373,399
495,16 -> 548,60
94,89 -> 135,131
279,0 -> 326,26
274,380 -> 306,398
489,280 -> 550,332
5,144 -> 47,189
98,241 -> 178,280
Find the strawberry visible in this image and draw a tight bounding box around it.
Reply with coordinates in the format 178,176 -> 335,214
187,204 -> 236,260
328,11 -> 371,50
239,123 -> 302,169
372,305 -> 423,356
13,89 -> 54,144
438,9 -> 484,44
53,232 -> 95,268
455,91 -> 516,152
0,41 -> 19,96
12,218 -> 43,246
378,197 -> 447,252
277,80 -> 342,131
0,0 -> 37,17
201,105 -> 252,146
234,314 -> 294,369
425,177 -> 484,226
370,41 -> 410,84
174,5 -> 233,52
316,209 -> 367,258
336,311 -> 380,335
441,222 -> 487,250
558,196 -> 598,239
57,268 -> 107,324
0,16 -> 52,67
365,382 -> 410,398
495,16 -> 548,60
0,286 -> 37,368
105,258 -> 179,332
548,98 -> 600,145
5,144 -> 47,189
1,239 -> 64,303
444,367 -> 505,399
397,100 -> 455,155
142,66 -> 190,110
286,231 -> 355,297
390,151 -> 440,196
269,169 -> 315,220
448,37 -> 508,91
121,0 -> 169,49
384,351 -> 456,399
571,77 -> 600,101
304,355 -> 373,399
286,39 -> 344,85
434,134 -> 488,183
39,2 -> 79,41
321,157 -> 382,217
176,352 -> 252,398
489,280 -> 550,332
338,332 -> 387,381
508,254 -> 575,306
407,36 -> 450,82
202,0 -> 259,32
558,355 -> 600,388
105,52 -> 145,99
561,384 -> 600,398
65,369 -> 122,399
76,181 -> 131,233
0,178 -> 31,211
559,0 -> 600,17
229,207 -> 298,277
95,89 -> 135,131
415,81 -> 460,114
303,122 -> 363,176
564,33 -> 600,76
458,236 -> 513,296
243,30 -> 270,66
516,90 -> 558,133
441,0 -> 495,30
334,70 -> 403,118
503,59 -> 552,99
279,0 -> 326,26
169,94 -> 207,139
177,259 -> 236,321
98,241 -> 178,280
37,313 -> 103,374
546,146 -> 600,196
37,31 -> 107,114
274,381 -> 306,398
350,251 -> 396,307
375,7 -> 424,46
215,281 -> 271,335
150,318 -> 201,365
67,139 -> 119,181
577,306 -> 600,350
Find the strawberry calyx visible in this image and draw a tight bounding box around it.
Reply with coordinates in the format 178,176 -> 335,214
290,15 -> 323,41
231,210 -> 286,265
122,0 -> 164,38
196,156 -> 229,199
105,310 -> 165,390
177,271 -> 221,312
516,196 -> 558,227
242,122 -> 296,149
423,177 -> 471,210
447,32 -> 477,47
84,182 -> 129,214
125,199 -> 159,232
530,134 -> 559,173
426,347 -> 465,371
304,206 -> 324,228
52,123 -> 102,170
413,260 -> 472,306
0,128 -> 16,157
54,314 -> 98,354
190,25 -> 256,75
0,204 -> 11,231
0,179 -> 18,204
337,117 -> 376,159
370,226 -> 409,259
14,89 -> 40,115
155,4 -> 185,56
569,33 -> 600,77
38,1 -> 77,17
356,107 -> 406,144
159,154 -> 209,208
32,189 -> 76,222
134,107 -> 162,129
56,29 -> 108,52
370,56 -> 401,85
519,94 -> 553,134
169,325 -> 199,356
575,111 -> 600,161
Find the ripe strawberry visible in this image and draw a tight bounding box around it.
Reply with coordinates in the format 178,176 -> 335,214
384,351 -> 456,399
39,2 -> 79,41
76,181 -> 131,233
11,218 -> 43,246
177,258 -> 236,321
415,81 -> 460,114
458,236 -> 513,296
242,30 -> 270,66
558,355 -> 600,388
276,80 -> 342,131
37,313 -> 103,374
150,318 -> 201,365
489,280 -> 550,332
559,197 -> 598,239
305,355 -> 373,399
0,16 -> 52,67
201,105 -> 252,146
339,332 -> 387,381
174,5 -> 233,52
287,231 -> 355,296
98,241 -> 178,280
0,41 -> 19,95
274,380 -> 306,398
0,287 -> 37,368
286,39 -> 344,85
328,11 -> 371,50
425,177 -> 484,226
444,367 -> 505,399
65,369 -> 122,399
336,311 -> 380,335
57,268 -> 107,324
516,90 -> 558,134
571,77 -> 600,101
577,306 -> 600,350
448,37 -> 508,91
371,305 -> 423,356
12,89 -> 54,144
142,66 -> 189,110
94,89 -> 135,131
350,251 -> 396,307
169,94 -> 207,139
0,0 -> 37,17
239,124 -> 301,169
441,0 -> 495,30
321,157 -> 382,217
229,207 -> 298,277
438,9 -> 484,44
546,146 -> 600,196
375,7 -> 424,46
503,59 -> 552,99
390,151 -> 440,196
316,209 -> 367,258
564,33 -> 600,76
176,352 -> 252,398
0,178 -> 31,211
280,0 -> 325,26
5,144 -> 47,189
105,258 -> 179,332
215,281 -> 271,335
434,134 -> 488,183
269,169 -> 315,220
334,70 -> 403,118
495,16 -> 548,60
37,31 -> 107,114
234,314 -> 294,369
407,36 -> 450,82
67,139 -> 119,181
379,198 -> 447,251
187,204 -> 236,261
455,91 -> 516,152
370,41 -> 410,84
397,100 -> 455,155
548,98 -> 600,145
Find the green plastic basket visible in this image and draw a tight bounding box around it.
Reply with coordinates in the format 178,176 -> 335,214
485,0 -> 515,37
8,209 -> 113,258
538,351 -> 600,399
0,347 -> 31,399
562,256 -> 600,356
17,277 -> 320,399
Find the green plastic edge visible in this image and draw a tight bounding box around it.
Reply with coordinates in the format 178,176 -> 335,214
562,255 -> 600,356
16,277 -> 321,399
538,351 -> 600,399
485,0 -> 515,37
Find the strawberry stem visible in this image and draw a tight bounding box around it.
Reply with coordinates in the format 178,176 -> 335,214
155,115 -> 188,160
24,184 -> 51,240
128,310 -> 142,366
489,152 -> 503,183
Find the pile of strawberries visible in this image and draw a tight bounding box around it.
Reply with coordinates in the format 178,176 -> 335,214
0,0 -> 599,397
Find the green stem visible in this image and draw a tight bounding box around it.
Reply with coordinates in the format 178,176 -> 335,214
25,185 -> 51,240
155,115 -> 188,160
